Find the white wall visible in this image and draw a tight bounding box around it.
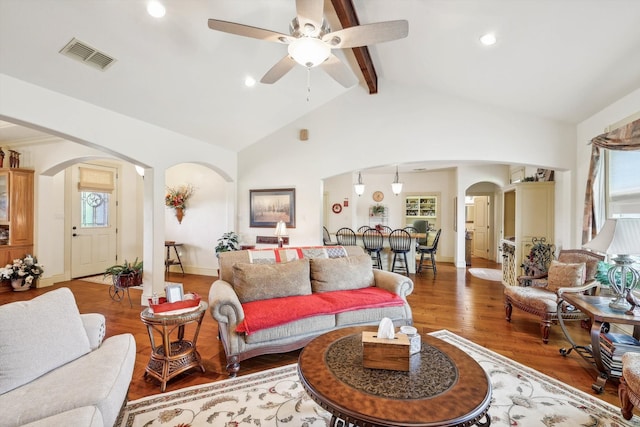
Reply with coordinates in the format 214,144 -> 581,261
165,163 -> 228,276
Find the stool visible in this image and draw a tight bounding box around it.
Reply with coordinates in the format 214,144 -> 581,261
620,352 -> 640,420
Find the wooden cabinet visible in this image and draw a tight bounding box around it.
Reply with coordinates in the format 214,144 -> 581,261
405,195 -> 438,228
501,182 -> 554,286
0,169 -> 35,291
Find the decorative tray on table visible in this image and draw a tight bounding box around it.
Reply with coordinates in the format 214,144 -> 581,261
148,293 -> 201,315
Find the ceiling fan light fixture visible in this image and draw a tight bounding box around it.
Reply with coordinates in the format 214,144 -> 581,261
288,37 -> 330,68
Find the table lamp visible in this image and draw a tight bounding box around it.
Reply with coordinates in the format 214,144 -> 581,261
582,218 -> 640,310
274,220 -> 287,248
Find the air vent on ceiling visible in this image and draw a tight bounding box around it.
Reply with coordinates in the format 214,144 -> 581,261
59,38 -> 116,71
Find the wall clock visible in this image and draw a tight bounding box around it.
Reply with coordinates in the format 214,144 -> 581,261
332,203 -> 342,214
373,191 -> 384,202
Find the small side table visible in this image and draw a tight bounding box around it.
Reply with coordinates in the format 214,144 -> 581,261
140,302 -> 207,392
165,242 -> 184,275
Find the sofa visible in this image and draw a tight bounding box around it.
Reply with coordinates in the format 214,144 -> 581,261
209,245 -> 414,376
0,287 -> 136,427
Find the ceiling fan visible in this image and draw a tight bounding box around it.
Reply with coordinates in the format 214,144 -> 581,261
207,0 -> 408,87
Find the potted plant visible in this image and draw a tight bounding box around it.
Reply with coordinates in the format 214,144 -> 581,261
0,255 -> 44,291
104,258 -> 143,287
215,232 -> 240,258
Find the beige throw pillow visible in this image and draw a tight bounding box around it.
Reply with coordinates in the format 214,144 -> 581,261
232,258 -> 312,303
546,260 -> 586,292
310,254 -> 374,293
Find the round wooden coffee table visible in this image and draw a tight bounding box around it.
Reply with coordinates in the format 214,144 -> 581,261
298,326 -> 491,427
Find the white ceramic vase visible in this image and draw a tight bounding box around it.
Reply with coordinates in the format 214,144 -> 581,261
11,278 -> 30,292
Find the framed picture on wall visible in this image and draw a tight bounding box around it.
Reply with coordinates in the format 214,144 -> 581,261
249,188 -> 296,228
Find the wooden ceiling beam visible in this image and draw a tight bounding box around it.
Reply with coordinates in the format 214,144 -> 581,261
330,0 -> 378,94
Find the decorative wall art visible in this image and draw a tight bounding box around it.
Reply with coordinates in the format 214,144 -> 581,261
249,188 -> 296,228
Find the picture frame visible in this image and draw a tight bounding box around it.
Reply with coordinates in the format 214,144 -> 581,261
250,188 -> 296,228
165,283 -> 184,303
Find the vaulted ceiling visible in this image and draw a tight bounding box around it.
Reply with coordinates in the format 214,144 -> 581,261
1,0 -> 640,151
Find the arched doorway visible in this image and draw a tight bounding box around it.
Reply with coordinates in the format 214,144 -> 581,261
465,181 -> 500,262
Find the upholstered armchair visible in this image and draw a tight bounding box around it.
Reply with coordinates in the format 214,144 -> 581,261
504,249 -> 605,343
620,352 -> 640,420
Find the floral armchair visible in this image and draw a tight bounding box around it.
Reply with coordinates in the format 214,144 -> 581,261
504,248 -> 605,343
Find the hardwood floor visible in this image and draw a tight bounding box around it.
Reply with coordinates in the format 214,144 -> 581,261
0,258 -> 625,411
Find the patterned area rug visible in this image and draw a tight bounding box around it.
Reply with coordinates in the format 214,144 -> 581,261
116,330 -> 635,427
469,267 -> 503,282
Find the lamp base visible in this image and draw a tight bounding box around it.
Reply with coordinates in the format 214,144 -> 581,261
609,294 -> 631,311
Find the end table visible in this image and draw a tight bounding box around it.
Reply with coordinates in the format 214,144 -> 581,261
140,302 -> 207,392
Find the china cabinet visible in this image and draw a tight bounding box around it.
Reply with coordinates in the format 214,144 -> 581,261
0,169 -> 35,291
405,195 -> 438,228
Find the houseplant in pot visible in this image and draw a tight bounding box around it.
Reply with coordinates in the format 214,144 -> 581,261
215,232 -> 240,257
104,258 -> 143,287
215,231 -> 240,277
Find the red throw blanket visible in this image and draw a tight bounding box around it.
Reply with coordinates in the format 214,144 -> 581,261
236,287 -> 404,335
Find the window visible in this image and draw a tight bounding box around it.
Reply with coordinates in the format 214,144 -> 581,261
80,191 -> 110,227
606,150 -> 640,218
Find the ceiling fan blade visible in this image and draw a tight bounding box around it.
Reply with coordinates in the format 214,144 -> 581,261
323,20 -> 409,49
208,19 -> 294,44
295,0 -> 325,34
320,54 -> 357,88
260,56 -> 297,84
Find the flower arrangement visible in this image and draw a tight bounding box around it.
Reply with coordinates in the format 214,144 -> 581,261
165,184 -> 195,210
0,255 -> 44,285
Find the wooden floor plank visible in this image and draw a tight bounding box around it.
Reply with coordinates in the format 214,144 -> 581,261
0,259 -> 626,413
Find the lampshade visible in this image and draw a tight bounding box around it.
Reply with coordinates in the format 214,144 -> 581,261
391,166 -> 403,195
354,172 -> 365,196
274,220 -> 288,237
287,37 -> 330,68
583,218 -> 640,255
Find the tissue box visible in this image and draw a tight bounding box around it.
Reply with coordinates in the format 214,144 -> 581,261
362,331 -> 417,371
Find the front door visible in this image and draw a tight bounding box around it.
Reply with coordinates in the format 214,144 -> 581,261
70,163 -> 118,278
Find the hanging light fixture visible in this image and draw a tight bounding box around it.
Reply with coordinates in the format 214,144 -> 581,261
391,166 -> 403,195
354,171 -> 365,196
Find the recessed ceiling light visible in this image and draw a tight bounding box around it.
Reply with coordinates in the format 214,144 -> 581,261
147,1 -> 166,18
479,33 -> 497,46
244,76 -> 256,87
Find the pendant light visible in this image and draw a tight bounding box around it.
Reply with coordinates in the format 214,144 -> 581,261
391,166 -> 403,195
354,171 -> 365,196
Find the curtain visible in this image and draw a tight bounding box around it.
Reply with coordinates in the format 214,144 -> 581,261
582,118 -> 640,244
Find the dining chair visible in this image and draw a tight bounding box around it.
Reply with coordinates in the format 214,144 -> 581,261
412,220 -> 429,246
388,229 -> 412,275
357,226 -> 371,233
417,229 -> 441,274
322,226 -> 339,246
362,228 -> 384,269
335,227 -> 357,246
